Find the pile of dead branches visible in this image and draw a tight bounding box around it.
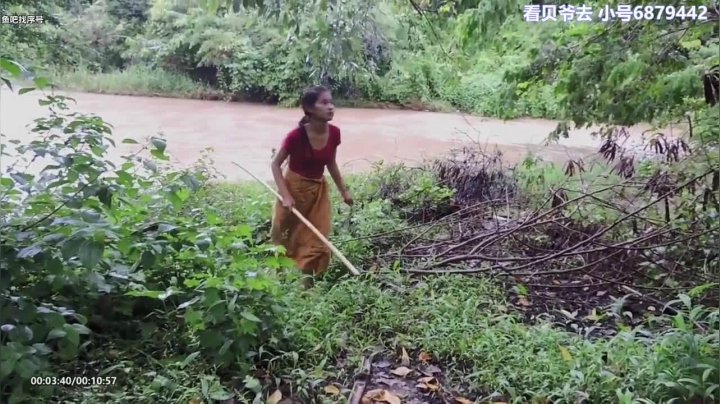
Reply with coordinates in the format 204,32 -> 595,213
370,147 -> 719,330
433,147 -> 516,205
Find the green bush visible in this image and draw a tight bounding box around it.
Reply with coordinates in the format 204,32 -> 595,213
0,61 -> 290,402
53,64 -> 218,97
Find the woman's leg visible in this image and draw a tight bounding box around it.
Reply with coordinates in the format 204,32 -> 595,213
300,274 -> 314,289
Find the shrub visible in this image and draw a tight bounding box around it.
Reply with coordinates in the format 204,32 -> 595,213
0,61 -> 290,402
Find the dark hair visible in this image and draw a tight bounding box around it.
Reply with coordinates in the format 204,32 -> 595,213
298,85 -> 330,127
298,85 -> 330,158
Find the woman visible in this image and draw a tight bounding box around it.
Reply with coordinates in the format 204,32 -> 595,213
270,85 -> 353,288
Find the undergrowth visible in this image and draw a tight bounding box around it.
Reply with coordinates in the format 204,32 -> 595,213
280,274 -> 718,403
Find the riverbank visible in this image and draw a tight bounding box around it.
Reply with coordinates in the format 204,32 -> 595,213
50,66 -> 457,113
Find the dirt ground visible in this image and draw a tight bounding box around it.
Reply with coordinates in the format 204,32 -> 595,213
1,89 -> 658,180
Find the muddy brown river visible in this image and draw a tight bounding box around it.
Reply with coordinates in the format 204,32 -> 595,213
1,89 -> 653,181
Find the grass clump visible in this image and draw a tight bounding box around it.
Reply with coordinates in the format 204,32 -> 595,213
51,65 -> 222,99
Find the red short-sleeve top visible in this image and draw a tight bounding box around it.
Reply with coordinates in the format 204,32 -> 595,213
280,124 -> 341,179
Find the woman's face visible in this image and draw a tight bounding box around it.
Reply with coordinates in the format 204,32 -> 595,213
310,91 -> 335,122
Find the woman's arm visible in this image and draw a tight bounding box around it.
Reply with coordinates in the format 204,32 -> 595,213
328,150 -> 353,205
327,150 -> 347,194
271,148 -> 294,207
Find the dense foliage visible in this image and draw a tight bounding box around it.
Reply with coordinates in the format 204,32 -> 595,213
2,0 -> 559,116
3,0 -> 716,123
0,60 -> 294,402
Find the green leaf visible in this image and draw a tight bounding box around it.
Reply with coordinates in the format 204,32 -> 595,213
14,358 -> 38,379
158,288 -> 176,301
9,325 -> 33,343
121,138 -> 139,144
143,159 -> 157,172
680,39 -> 701,49
141,250 -> 155,268
17,245 -> 42,259
80,209 -> 101,223
71,324 -> 92,335
72,313 -> 88,325
62,324 -> 80,347
181,351 -> 200,368
79,240 -> 104,269
0,358 -> 17,378
33,76 -> 49,88
150,375 -> 171,391
209,390 -> 234,400
240,311 -> 262,323
181,174 -> 200,191
0,58 -> 23,77
183,309 -> 203,325
31,343 -> 53,356
1,77 -> 12,91
115,170 -> 134,184
0,346 -> 21,362
91,145 -> 105,157
126,290 -> 163,299
689,283 -> 717,297
61,237 -> 85,260
218,339 -> 234,356
151,137 -> 167,153
88,272 -> 112,293
244,376 -> 262,393
42,234 -> 65,244
236,224 -> 252,238
678,294 -> 692,309
98,363 -> 124,376
202,288 -> 221,306
151,149 -> 169,161
42,313 -> 65,329
18,87 -> 35,95
58,339 -> 78,359
46,328 -> 66,341
198,330 -> 223,349
139,322 -> 158,339
97,186 -> 112,209
195,238 -> 211,251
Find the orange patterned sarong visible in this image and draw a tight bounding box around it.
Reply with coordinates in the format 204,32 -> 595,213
270,170 -> 332,275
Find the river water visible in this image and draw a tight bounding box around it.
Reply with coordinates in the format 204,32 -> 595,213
0,89 -> 657,181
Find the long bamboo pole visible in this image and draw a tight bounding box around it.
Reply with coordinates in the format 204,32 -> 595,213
231,161 -> 360,276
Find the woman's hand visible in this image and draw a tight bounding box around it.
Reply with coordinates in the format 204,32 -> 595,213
282,195 -> 295,209
341,190 -> 354,206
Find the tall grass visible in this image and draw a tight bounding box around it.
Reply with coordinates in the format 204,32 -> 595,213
280,274 -> 719,403
52,65 -> 223,99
